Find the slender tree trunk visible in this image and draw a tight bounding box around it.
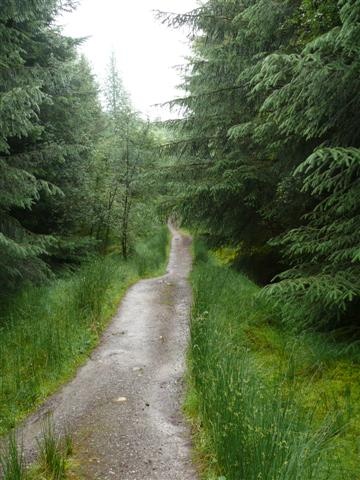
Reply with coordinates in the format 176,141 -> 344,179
121,193 -> 129,259
121,136 -> 131,259
103,184 -> 118,251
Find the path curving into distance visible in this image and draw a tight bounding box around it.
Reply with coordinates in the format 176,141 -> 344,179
14,226 -> 197,479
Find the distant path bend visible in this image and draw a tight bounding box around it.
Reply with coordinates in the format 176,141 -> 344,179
16,226 -> 197,480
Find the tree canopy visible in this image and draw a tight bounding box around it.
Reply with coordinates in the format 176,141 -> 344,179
162,0 -> 360,329
0,0 -> 161,291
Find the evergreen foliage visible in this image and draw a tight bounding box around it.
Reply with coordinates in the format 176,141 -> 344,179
0,2 -> 160,290
0,0 -> 95,286
162,0 -> 360,328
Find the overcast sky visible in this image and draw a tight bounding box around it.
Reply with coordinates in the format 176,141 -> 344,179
59,0 -> 198,119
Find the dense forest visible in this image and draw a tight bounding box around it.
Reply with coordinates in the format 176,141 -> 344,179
0,0 -> 162,293
1,0 -> 360,479
161,0 -> 360,331
2,0 -> 358,328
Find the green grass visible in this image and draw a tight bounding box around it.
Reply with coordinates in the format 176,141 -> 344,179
34,419 -> 68,480
0,434 -> 26,480
0,226 -> 169,436
1,418 -> 77,480
187,239 -> 360,480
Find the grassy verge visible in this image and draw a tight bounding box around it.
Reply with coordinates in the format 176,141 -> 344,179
1,418 -> 77,479
186,239 -> 360,480
0,226 -> 169,436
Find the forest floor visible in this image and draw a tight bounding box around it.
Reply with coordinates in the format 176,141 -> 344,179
9,226 -> 197,480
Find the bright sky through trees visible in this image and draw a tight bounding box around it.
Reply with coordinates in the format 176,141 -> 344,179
59,0 -> 198,119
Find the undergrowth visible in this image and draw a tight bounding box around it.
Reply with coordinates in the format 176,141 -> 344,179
0,226 -> 169,435
187,239 -> 360,480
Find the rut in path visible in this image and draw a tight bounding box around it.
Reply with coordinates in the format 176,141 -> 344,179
12,226 -> 197,480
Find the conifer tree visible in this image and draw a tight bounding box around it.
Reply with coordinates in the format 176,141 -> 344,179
0,0 -> 72,284
163,0 -> 359,327
258,1 -> 360,327
0,0 -> 104,285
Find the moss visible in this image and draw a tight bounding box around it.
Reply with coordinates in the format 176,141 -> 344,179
213,247 -> 240,265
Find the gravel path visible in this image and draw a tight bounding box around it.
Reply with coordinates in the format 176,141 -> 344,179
13,226 -> 197,479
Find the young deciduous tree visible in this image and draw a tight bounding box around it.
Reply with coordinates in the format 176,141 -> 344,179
91,54 -> 156,258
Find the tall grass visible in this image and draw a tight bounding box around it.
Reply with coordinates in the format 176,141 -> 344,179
0,419 -> 75,480
134,226 -> 169,277
36,419 -> 66,480
188,240 -> 350,480
0,226 -> 169,435
0,434 -> 25,480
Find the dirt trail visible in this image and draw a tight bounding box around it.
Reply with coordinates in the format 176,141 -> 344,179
15,226 -> 197,479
